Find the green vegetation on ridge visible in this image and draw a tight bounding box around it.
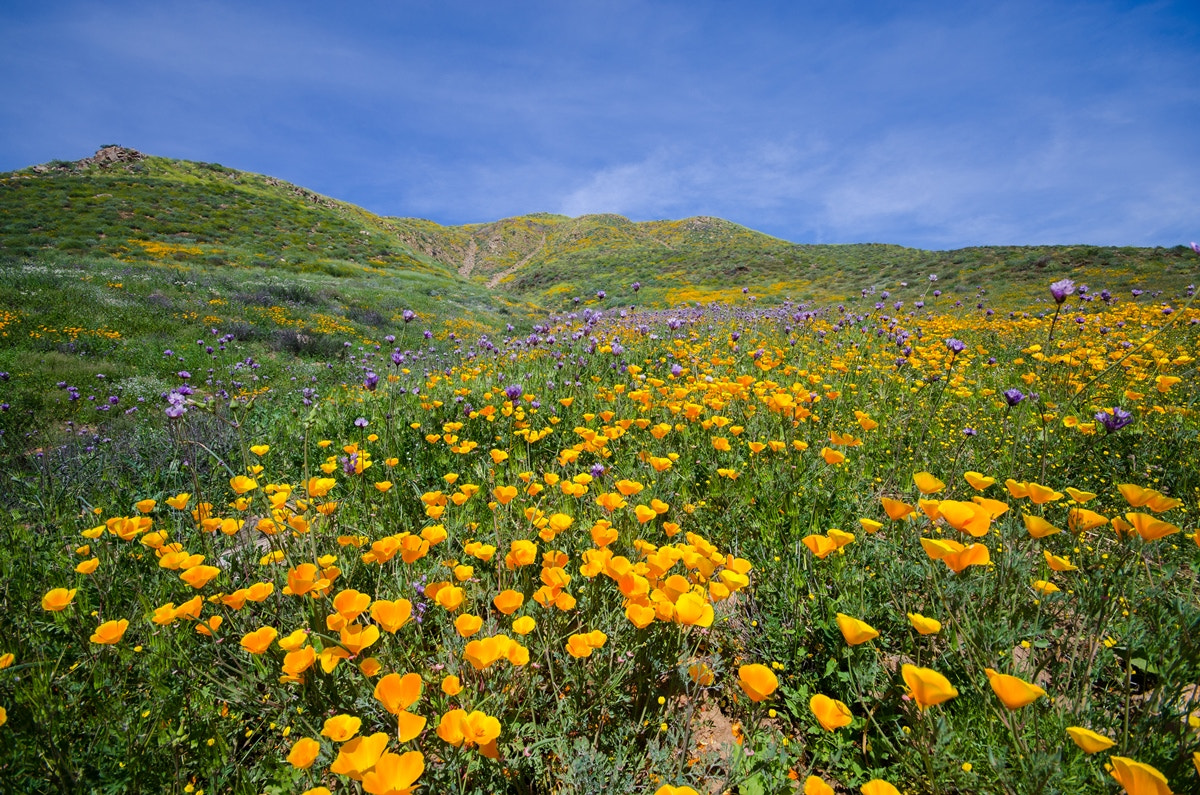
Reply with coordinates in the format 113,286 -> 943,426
387,212 -> 1196,311
1,146 -> 1194,440
5,146 -> 1194,315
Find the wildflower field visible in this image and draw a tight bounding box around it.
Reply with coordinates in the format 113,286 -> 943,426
1,260 -> 1199,795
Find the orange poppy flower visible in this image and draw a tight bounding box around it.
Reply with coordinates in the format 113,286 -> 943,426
229,475 -> 258,495
1043,550 -> 1078,572
985,668 -> 1046,709
287,737 -> 321,769
436,709 -> 501,755
881,497 -> 915,521
90,619 -> 129,645
371,598 -> 413,633
821,447 -> 845,465
493,590 -> 524,615
939,500 -> 991,537
810,694 -> 852,730
1067,508 -> 1108,532
455,614 -> 483,637
321,714 -> 362,743
963,471 -> 996,490
836,613 -> 879,645
1023,514 -> 1062,539
340,623 -> 381,655
1025,482 -> 1063,505
737,664 -> 778,702
907,613 -> 941,635
329,732 -> 390,781
943,543 -> 990,573
901,664 -> 958,710
913,472 -> 945,494
802,534 -> 838,559
362,750 -> 424,795
1108,756 -> 1173,795
374,672 -> 422,715
1125,513 -> 1180,542
240,626 -> 278,655
1066,726 -> 1115,754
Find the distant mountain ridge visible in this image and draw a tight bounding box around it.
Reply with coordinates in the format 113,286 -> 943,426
3,147 -> 1195,310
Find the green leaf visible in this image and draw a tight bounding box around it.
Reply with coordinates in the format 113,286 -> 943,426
739,772 -> 766,795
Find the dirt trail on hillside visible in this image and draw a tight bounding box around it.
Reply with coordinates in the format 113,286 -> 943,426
458,240 -> 478,278
487,235 -> 546,289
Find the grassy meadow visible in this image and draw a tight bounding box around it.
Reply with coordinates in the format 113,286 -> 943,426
1,154 -> 1198,795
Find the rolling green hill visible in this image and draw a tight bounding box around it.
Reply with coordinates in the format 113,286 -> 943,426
0,147 -> 535,431
1,146 -> 1194,432
2,146 -> 444,274
5,146 -> 1193,317
390,212 -> 1196,309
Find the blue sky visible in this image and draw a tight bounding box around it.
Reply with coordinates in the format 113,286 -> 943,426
1,1 -> 1197,249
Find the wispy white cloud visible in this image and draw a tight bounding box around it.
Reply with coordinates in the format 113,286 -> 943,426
551,100 -> 1200,248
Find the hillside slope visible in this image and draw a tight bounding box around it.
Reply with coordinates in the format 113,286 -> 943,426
1,147 -> 1195,435
0,148 -> 534,429
391,213 -> 1196,309
2,146 -> 455,278
0,147 -> 534,321
4,147 -> 1194,317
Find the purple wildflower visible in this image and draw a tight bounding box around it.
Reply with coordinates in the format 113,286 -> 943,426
1049,278 -> 1074,304
1003,388 -> 1026,407
1095,407 -> 1133,433
165,391 -> 187,418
